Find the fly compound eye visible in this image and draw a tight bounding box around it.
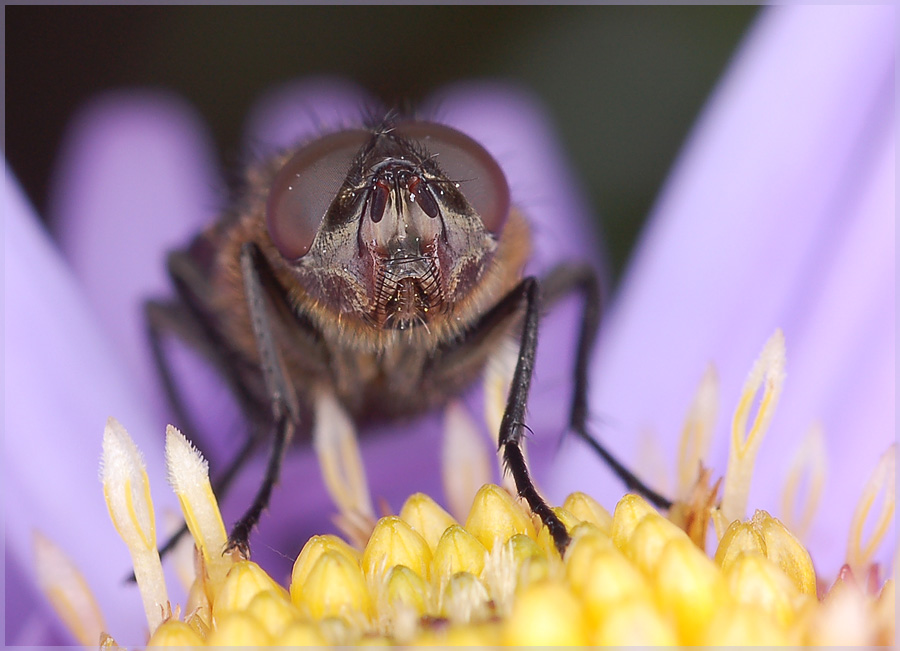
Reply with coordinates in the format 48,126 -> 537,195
266,129 -> 371,260
395,122 -> 510,235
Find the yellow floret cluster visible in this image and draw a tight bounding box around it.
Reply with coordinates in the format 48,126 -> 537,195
142,485 -> 893,647
34,331 -> 893,647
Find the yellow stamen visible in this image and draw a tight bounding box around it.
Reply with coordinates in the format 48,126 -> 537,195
846,444 -> 896,573
721,329 -> 786,524
442,400 -> 491,521
313,388 -> 374,533
677,364 -> 719,498
33,532 -> 106,647
100,417 -> 167,632
163,425 -> 231,588
780,422 -> 827,541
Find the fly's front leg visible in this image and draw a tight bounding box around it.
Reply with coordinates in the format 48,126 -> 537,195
542,263 -> 672,510
496,277 -> 572,554
227,242 -> 303,557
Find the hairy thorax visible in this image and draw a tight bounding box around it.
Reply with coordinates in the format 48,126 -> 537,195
207,186 -> 531,422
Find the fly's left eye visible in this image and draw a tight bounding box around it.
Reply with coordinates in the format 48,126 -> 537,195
266,129 -> 371,260
395,122 -> 510,235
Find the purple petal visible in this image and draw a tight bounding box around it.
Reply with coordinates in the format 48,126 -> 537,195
4,164 -> 179,646
548,5 -> 895,574
242,76 -> 377,153
49,90 -> 222,426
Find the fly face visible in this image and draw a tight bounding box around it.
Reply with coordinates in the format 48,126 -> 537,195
266,121 -> 511,332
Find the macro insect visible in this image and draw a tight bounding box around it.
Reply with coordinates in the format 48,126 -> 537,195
146,112 -> 670,560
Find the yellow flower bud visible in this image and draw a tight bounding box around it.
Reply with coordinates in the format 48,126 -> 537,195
398,492 -> 457,551
212,560 -> 288,620
319,615 -> 359,645
506,533 -> 551,588
752,510 -> 817,595
290,534 -> 360,605
245,589 -> 304,637
564,528 -> 615,594
439,621 -> 502,645
652,536 -> 728,644
145,619 -> 205,647
502,580 -> 589,646
465,484 -> 536,551
590,598 -> 678,646
625,512 -> 690,575
382,564 -> 429,617
362,516 -> 432,581
440,571 -> 492,623
563,491 -> 614,534
725,552 -> 803,628
574,548 -> 652,625
303,550 -> 372,620
431,524 -> 488,581
206,611 -> 272,646
702,603 -> 791,645
714,518 -> 766,570
275,620 -> 328,645
610,493 -> 657,550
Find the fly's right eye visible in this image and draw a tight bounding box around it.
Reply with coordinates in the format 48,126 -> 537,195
266,129 -> 371,260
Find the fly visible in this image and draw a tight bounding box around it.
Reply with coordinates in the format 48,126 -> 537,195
146,113 -> 671,560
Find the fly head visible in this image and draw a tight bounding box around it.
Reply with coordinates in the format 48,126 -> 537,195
265,119 -> 510,331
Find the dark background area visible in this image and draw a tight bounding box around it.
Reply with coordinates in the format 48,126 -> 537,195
6,5 -> 758,283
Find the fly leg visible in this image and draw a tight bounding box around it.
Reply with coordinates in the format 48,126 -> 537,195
494,277 -> 573,554
225,242 -> 303,557
142,250 -> 270,570
430,277 -> 571,553
541,263 -> 672,510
